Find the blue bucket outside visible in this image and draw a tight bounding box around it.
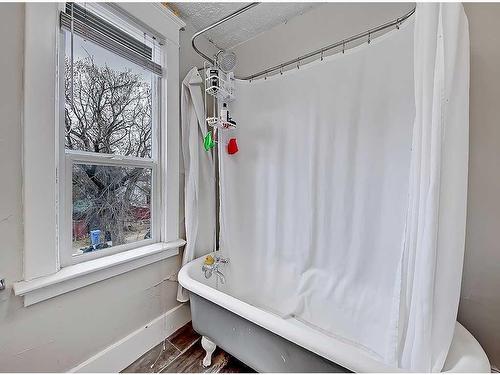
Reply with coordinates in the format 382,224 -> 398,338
90,229 -> 101,246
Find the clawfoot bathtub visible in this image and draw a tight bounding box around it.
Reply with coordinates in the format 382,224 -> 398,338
179,255 -> 490,372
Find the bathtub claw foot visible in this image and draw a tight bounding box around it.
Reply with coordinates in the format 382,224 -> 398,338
201,336 -> 216,367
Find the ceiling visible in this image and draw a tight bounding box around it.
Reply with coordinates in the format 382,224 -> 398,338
170,2 -> 322,50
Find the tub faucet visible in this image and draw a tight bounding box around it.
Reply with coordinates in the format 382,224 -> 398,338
202,255 -> 229,284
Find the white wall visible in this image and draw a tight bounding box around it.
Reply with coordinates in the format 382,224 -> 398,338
229,2 -> 500,370
460,4 -> 500,370
0,3 -> 184,372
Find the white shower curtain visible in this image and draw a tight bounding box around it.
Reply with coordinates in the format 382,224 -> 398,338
399,3 -> 469,372
219,3 -> 469,371
177,67 -> 215,302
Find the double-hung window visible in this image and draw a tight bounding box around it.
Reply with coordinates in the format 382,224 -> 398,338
60,3 -> 163,265
14,2 -> 184,305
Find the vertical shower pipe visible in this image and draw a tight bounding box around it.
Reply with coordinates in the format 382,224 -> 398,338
203,59 -> 221,272
194,4 -> 259,265
194,7 -> 261,257
202,61 -> 217,263
213,66 -> 218,267
193,7 -> 262,257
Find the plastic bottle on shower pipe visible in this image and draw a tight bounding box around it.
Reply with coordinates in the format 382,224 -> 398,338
220,103 -> 229,122
209,68 -> 219,88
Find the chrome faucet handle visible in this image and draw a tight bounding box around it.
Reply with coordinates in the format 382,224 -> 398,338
202,264 -> 213,279
202,263 -> 213,271
216,256 -> 229,264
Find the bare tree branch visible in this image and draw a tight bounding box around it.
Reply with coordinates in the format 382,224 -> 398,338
66,55 -> 153,247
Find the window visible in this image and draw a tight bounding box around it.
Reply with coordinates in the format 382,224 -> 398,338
60,3 -> 163,265
16,2 -> 184,302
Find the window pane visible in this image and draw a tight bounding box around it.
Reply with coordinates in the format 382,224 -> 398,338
64,32 -> 154,158
72,164 -> 152,256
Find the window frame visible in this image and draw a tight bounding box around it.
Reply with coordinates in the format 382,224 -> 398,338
61,154 -> 160,265
17,2 -> 185,298
58,14 -> 164,265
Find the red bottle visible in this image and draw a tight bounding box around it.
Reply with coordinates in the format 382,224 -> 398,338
228,138 -> 239,154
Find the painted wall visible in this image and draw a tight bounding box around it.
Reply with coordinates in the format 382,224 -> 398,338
230,2 -> 500,370
0,3 -> 183,372
460,4 -> 500,370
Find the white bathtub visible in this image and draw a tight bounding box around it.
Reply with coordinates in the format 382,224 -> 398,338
179,255 -> 490,372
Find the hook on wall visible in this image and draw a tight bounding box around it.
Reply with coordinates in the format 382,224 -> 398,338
368,32 -> 371,44
320,50 -> 324,61
342,41 -> 346,54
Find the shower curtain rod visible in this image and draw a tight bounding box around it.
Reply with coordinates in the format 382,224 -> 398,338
192,3 -> 416,81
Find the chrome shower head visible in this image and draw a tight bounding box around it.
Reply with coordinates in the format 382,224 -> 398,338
215,50 -> 237,73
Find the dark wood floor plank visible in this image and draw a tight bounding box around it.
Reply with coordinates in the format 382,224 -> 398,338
161,340 -> 255,374
203,348 -> 232,373
218,355 -> 255,373
161,340 -> 205,373
124,321 -> 254,373
121,340 -> 181,373
167,321 -> 201,352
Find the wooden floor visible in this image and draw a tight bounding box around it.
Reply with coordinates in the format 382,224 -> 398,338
122,322 -> 255,373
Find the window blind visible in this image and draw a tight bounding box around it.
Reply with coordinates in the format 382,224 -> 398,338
60,3 -> 162,76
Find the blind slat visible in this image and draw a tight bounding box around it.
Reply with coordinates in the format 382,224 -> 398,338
60,5 -> 162,77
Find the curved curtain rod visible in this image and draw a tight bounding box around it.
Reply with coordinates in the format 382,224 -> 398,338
192,3 -> 259,65
192,3 -> 416,81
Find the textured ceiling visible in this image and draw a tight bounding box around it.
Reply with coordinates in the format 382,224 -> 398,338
171,2 -> 321,49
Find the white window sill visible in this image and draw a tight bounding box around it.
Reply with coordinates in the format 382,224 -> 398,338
13,239 -> 186,306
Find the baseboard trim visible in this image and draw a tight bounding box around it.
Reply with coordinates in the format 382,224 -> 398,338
69,303 -> 191,373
